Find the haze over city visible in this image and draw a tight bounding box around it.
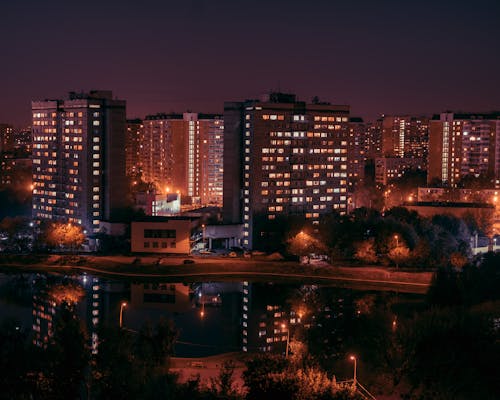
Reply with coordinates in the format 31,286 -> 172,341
1,0 -> 500,127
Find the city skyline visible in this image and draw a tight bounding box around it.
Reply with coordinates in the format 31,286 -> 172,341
1,0 -> 500,127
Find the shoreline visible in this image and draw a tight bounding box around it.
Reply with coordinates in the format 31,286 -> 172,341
0,254 -> 433,293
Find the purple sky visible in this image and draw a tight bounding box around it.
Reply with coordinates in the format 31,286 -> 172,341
1,0 -> 499,127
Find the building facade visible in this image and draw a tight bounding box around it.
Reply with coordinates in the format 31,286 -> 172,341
31,90 -> 127,233
223,93 -> 350,249
0,123 -> 14,154
375,157 -> 425,185
428,112 -> 500,187
130,216 -> 198,254
142,113 -> 223,206
381,115 -> 429,160
125,119 -> 144,177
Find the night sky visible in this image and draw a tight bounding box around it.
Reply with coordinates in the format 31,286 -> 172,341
1,0 -> 499,127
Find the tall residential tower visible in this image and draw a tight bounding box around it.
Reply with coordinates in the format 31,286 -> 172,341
31,90 -> 127,233
223,93 -> 350,249
142,112 -> 223,206
428,112 -> 500,187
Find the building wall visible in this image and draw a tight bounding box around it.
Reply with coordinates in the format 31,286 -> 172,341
125,119 -> 143,176
404,203 -> 494,221
222,103 -> 244,224
130,219 -> 194,254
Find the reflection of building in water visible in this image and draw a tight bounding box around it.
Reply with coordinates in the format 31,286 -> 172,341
32,277 -> 56,348
130,283 -> 191,312
79,275 -> 101,354
32,274 -> 102,354
242,282 -> 297,354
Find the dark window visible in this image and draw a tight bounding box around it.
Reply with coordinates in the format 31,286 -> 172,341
170,241 -> 176,248
152,242 -> 159,248
144,229 -> 176,239
161,242 -> 167,248
144,242 -> 150,248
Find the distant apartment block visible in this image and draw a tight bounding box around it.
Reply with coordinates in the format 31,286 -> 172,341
428,112 -> 500,187
13,127 -> 32,153
0,153 -> 32,190
364,118 -> 382,160
375,157 -> 425,185
223,93 -> 350,249
381,115 -> 429,160
0,123 -> 14,153
31,90 -> 127,233
347,117 -> 366,187
125,119 -> 144,177
142,112 -> 223,206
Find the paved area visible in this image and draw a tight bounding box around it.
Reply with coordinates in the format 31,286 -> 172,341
170,352 -> 247,391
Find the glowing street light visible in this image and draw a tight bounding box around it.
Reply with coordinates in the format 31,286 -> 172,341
281,323 -> 290,358
201,224 -> 206,250
349,355 -> 357,386
394,234 -> 400,269
119,302 -> 127,328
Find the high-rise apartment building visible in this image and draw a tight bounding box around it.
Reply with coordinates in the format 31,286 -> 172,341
125,119 -> 144,177
142,112 -> 223,206
347,117 -> 367,187
381,115 -> 429,160
364,118 -> 382,160
0,123 -> 14,154
223,93 -> 350,249
31,90 -> 127,233
428,112 -> 500,187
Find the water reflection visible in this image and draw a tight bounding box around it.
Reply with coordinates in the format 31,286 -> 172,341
0,272 -> 419,359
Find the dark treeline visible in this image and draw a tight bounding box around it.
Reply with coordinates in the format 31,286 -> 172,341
255,207 -> 483,268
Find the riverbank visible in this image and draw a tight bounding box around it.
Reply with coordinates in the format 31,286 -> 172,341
0,254 -> 433,293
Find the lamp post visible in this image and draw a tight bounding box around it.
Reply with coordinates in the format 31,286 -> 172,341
119,302 -> 127,328
394,234 -> 399,269
281,323 -> 290,358
349,355 -> 357,386
201,224 -> 206,250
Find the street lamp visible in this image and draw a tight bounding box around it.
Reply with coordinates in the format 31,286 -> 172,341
119,302 -> 127,328
201,224 -> 206,250
349,355 -> 357,386
394,234 -> 399,269
281,323 -> 290,358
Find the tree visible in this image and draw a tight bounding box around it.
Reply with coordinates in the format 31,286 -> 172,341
208,361 -> 241,399
287,230 -> 328,263
400,307 -> 500,399
44,222 -> 86,252
0,216 -> 32,252
243,354 -> 290,400
354,239 -> 378,264
39,302 -> 90,399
